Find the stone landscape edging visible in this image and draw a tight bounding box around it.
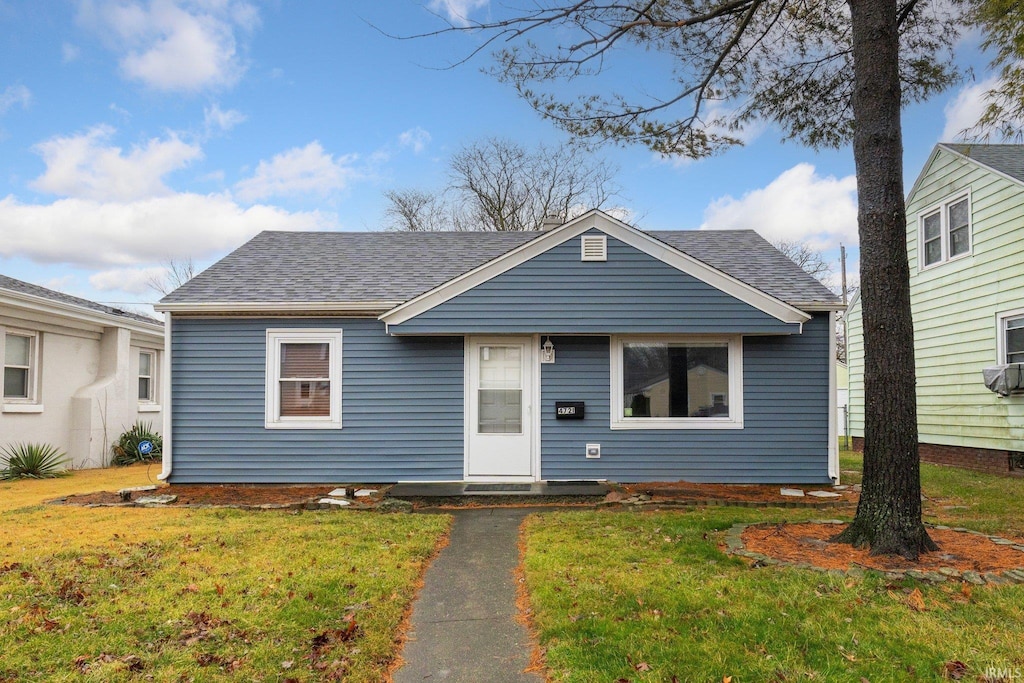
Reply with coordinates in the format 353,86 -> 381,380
724,520 -> 1024,585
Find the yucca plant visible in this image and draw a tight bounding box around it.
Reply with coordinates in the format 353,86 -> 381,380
111,421 -> 163,466
0,442 -> 68,480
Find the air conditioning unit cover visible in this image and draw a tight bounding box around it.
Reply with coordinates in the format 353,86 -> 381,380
982,364 -> 1024,397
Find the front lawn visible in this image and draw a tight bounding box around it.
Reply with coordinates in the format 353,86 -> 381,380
521,450 -> 1024,681
1,469 -> 450,682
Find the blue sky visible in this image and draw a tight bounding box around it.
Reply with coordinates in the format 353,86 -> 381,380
0,0 -> 1007,313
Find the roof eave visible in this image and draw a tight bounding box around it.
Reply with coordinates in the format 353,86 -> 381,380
793,301 -> 846,312
155,301 -> 402,315
0,289 -> 163,336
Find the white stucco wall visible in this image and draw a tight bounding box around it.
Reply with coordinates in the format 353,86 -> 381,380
1,309 -> 162,469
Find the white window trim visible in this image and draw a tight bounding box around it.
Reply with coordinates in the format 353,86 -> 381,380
610,334 -> 744,430
2,327 -> 42,407
918,191 -> 972,271
996,307 -> 1024,365
138,349 -> 157,405
265,329 -> 343,430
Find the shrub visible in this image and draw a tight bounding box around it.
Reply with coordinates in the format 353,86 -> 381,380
111,421 -> 163,466
0,442 -> 68,480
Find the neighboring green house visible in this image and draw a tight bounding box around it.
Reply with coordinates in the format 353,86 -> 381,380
847,143 -> 1024,474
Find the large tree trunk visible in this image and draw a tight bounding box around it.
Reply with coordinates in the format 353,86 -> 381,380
832,0 -> 937,559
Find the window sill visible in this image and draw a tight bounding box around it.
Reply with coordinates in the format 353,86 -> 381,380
611,418 -> 743,430
2,403 -> 44,414
265,421 -> 342,430
138,404 -> 161,413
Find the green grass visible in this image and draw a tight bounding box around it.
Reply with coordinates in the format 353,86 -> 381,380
0,470 -> 450,682
521,449 -> 1024,682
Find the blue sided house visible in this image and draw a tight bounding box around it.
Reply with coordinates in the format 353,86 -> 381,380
155,210 -> 842,484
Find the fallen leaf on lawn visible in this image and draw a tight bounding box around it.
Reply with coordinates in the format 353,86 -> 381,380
215,584 -> 225,596
723,676 -> 733,683
839,647 -> 856,662
635,661 -> 652,671
906,588 -> 926,612
281,660 -> 294,669
943,660 -> 967,680
182,584 -> 199,594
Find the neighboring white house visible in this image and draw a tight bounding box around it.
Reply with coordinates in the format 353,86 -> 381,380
1,275 -> 164,469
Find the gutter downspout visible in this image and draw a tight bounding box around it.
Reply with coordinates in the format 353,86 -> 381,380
158,313 -> 172,480
828,311 -> 839,484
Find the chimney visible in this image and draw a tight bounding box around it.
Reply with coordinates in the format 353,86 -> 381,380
540,214 -> 562,231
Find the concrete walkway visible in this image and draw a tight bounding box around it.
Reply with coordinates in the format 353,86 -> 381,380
393,508 -> 543,683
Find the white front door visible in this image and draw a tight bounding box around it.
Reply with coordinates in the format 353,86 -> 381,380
466,337 -> 535,479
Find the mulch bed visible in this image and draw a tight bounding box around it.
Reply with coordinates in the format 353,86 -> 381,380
624,481 -> 858,505
741,522 -> 1024,574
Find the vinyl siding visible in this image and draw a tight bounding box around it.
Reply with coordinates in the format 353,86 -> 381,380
170,317 -> 465,483
847,147 -> 1024,450
390,232 -> 799,335
539,313 -> 832,483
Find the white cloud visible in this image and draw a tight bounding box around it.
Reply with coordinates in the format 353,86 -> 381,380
939,74 -> 1024,142
429,0 -> 488,26
398,127 -> 431,154
89,265 -> 167,294
0,193 -> 336,268
78,0 -> 258,93
62,42 -> 81,63
30,124 -> 202,201
0,84 -> 31,114
204,102 -> 246,134
234,141 -> 359,202
700,163 -> 859,250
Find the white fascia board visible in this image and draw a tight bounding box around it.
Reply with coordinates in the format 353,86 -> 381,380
0,290 -> 163,336
380,209 -> 811,326
155,301 -> 401,314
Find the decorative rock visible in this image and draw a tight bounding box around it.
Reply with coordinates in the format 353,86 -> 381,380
604,490 -> 628,503
938,567 -> 962,578
905,569 -> 928,581
376,498 -> 413,513
118,484 -> 159,501
135,494 -> 177,505
318,498 -> 351,506
983,573 -> 1011,585
1011,545 -> 1024,553
780,488 -> 805,497
1002,569 -> 1024,583
807,491 -> 842,498
922,572 -> 948,583
990,538 -> 1016,546
851,484 -> 862,492
931,525 -> 951,530
354,489 -> 378,497
962,571 -> 986,585
832,485 -> 850,490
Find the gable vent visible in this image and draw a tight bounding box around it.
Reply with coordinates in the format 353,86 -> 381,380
580,235 -> 607,262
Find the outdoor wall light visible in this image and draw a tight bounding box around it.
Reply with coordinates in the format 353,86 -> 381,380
541,337 -> 555,364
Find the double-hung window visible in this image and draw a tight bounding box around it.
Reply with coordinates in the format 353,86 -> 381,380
265,329 -> 342,429
138,350 -> 156,402
998,311 -> 1024,365
611,335 -> 743,429
3,330 -> 39,404
920,194 -> 971,268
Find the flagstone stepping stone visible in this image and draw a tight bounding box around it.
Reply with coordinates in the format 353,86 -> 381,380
136,494 -> 177,505
354,489 -> 378,497
118,484 -> 159,501
328,488 -> 350,497
780,488 -> 805,497
807,490 -> 842,498
319,498 -> 351,506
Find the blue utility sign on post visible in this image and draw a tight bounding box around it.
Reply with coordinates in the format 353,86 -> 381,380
138,440 -> 154,455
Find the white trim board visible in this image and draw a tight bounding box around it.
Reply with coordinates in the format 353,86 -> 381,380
380,209 -> 812,327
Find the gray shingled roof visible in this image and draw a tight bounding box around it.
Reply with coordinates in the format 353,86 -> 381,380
0,274 -> 160,325
943,143 -> 1024,184
161,229 -> 839,309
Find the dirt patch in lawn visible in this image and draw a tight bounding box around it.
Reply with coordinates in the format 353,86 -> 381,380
59,484 -> 378,507
624,481 -> 858,505
742,522 -> 1024,573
